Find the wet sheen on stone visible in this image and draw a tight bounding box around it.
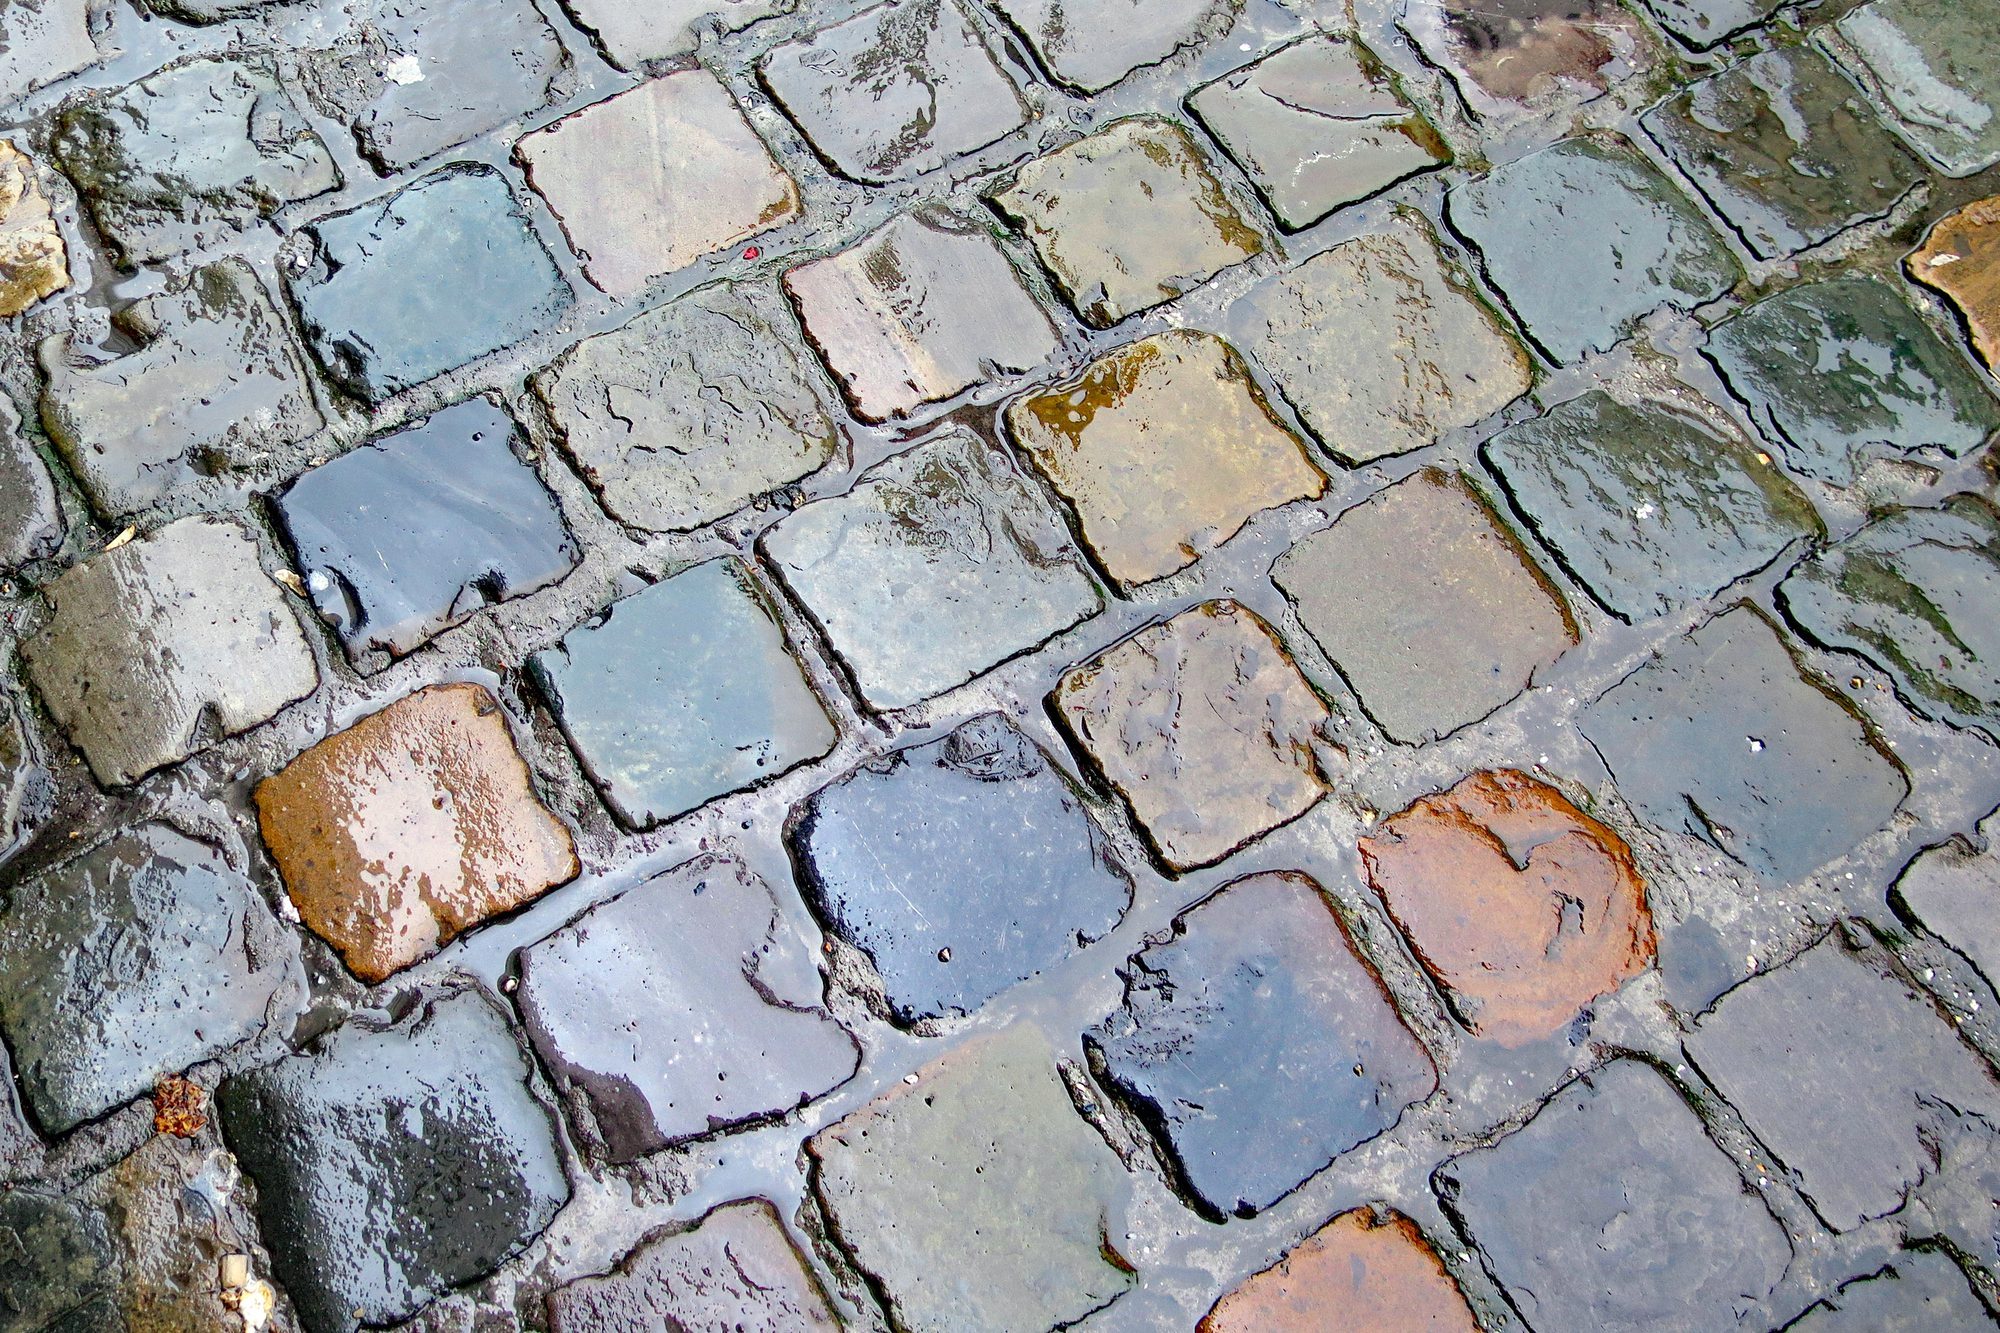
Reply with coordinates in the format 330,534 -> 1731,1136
1910,196 -> 2000,372
0,397 -> 59,569
1198,1209 -> 1477,1333
0,140 -> 68,317
0,0 -> 95,106
1401,0 -> 1654,115
1639,0 -> 1784,48
991,0 -> 1217,93
1790,1251 -> 1989,1330
560,0 -> 787,67
1825,0 -> 2000,177
0,1190 -> 116,1329
1892,808 -> 2000,988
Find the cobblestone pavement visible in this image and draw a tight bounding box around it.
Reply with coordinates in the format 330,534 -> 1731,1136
4,0 -> 2000,1327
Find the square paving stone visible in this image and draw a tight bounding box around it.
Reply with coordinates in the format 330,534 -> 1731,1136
1236,216 -> 1532,463
784,210 -> 1059,422
38,258 -> 325,519
1089,871 -> 1438,1219
1685,937 -> 2000,1230
1891,808 -> 2000,988
219,986 -> 569,1333
760,430 -> 1101,710
989,0 -> 1216,93
0,139 -> 68,318
23,515 -> 319,787
559,0 -> 787,67
533,282 -> 839,533
1051,600 -> 1329,871
0,823 -> 303,1134
1580,606 -> 1908,885
1198,1208 -> 1476,1333
1790,1251 -> 1990,1330
1188,36 -> 1449,231
0,397 -> 59,570
289,164 -> 571,404
273,397 -> 578,665
992,116 -> 1264,328
759,0 -> 1028,184
1272,469 -> 1576,745
1003,329 -> 1326,590
531,557 -> 836,827
1401,0 -> 1656,118
1702,277 -> 2000,486
1909,195 -> 2000,374
51,56 -> 339,268
1437,1059 -> 1791,1331
808,1024 -> 1135,1331
1825,0 -> 2000,178
1638,0 -> 1784,48
517,72 -> 799,300
256,682 -> 580,983
788,712 -> 1131,1025
1481,390 -> 1822,621
0,0 -> 94,106
1447,137 -> 1740,365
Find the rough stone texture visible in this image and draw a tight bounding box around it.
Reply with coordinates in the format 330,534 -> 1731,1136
1052,600 -> 1329,871
0,693 -> 42,865
1826,0 -> 2000,177
38,259 -> 324,519
1789,1251 -> 1991,1330
1401,0 -> 1654,116
992,117 -> 1264,328
784,210 -> 1059,422
518,72 -> 799,299
532,557 -> 835,827
289,164 -> 571,404
1908,195 -> 2000,373
0,0 -> 95,106
808,1025 -> 1134,1331
1447,137 -> 1739,364
991,0 -> 1216,93
0,139 -> 68,318
1580,606 -> 1908,884
761,430 -> 1101,710
0,397 -> 59,569
788,713 -> 1131,1024
255,682 -> 580,983
1236,217 -> 1532,463
561,0 -> 786,67
1004,329 -> 1326,589
1639,0 -> 1784,48
760,0 -> 1027,184
1273,469 -> 1576,744
1198,1209 -> 1477,1333
0,1190 -> 117,1329
1892,808 -> 2000,986
1089,872 -> 1438,1219
517,856 -> 857,1160
23,515 -> 319,787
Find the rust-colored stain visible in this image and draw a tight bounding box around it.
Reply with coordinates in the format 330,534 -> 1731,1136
1199,1208 -> 1477,1332
152,1074 -> 207,1138
1909,194 -> 2000,373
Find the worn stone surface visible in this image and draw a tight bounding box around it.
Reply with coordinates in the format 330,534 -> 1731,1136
1448,137 -> 1739,364
1892,808 -> 2000,986
1790,1251 -> 1990,1330
784,210 -> 1059,421
993,117 -> 1263,328
991,0 -> 1216,93
519,72 -> 798,299
1909,195 -> 2000,373
1639,0 -> 1784,47
561,0 -> 787,67
1826,0 -> 2000,177
0,397 -> 59,569
1052,600 -> 1328,870
1004,329 -> 1325,589
255,682 -> 580,983
761,430 -> 1100,710
808,1025 -> 1134,1331
0,691 -> 41,866
0,0 -> 95,106
515,854 -> 857,1161
1198,1209 -> 1477,1333
1089,872 -> 1438,1219
532,557 -> 835,827
1402,0 -> 1654,114
789,712 -> 1130,1024
0,139 -> 68,318
0,1190 -> 117,1329
23,515 -> 319,787
1481,391 -> 1821,621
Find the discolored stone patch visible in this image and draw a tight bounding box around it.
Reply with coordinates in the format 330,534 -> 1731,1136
0,397 -> 59,569
145,0 -> 291,17
256,682 -> 580,983
1891,808 -> 2000,987
991,0 -> 1217,93
1909,196 -> 2000,373
0,140 -> 68,318
1825,0 -> 2000,177
1004,329 -> 1326,590
0,0 -> 95,106
1198,1209 -> 1476,1333
1089,872 -> 1438,1219
1790,1251 -> 1990,1330
1401,0 -> 1654,115
1638,0 -> 1785,48
0,1190 -> 117,1329
560,0 -> 788,67
788,712 -> 1130,1025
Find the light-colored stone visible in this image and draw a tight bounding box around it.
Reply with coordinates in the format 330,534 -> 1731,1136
560,0 -> 788,67
990,0 -> 1218,93
0,139 -> 67,318
0,0 -> 95,107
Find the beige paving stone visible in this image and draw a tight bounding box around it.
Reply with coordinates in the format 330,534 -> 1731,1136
1909,195 -> 2000,373
0,140 -> 67,318
560,0 -> 787,67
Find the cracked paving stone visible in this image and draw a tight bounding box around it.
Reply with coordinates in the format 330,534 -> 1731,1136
808,1024 -> 1135,1331
1189,36 -> 1449,232
1638,0 -> 1785,49
1235,216 -> 1531,463
1580,605 -> 1907,884
1448,137 -> 1739,365
0,139 -> 68,318
1273,469 -> 1575,745
23,514 -> 319,787
1401,0 -> 1655,117
1481,390 -> 1821,622
1686,936 -> 2000,1231
290,164 -> 571,404
0,0 -> 94,106
1892,807 -> 2000,988
1360,770 -> 1655,1047
219,986 -> 570,1333
1825,0 -> 2000,178
761,429 -> 1100,710
38,258 -> 324,519
531,557 -> 835,827
559,0 -> 788,67
1910,196 -> 2000,373
1702,276 -> 2000,487
992,116 -> 1263,328
990,0 -> 1217,93
0,396 -> 60,569
0,823 -> 302,1134
273,397 -> 578,665
784,210 -> 1059,422
1004,329 -> 1326,590
1198,1208 -> 1477,1332
1089,872 -> 1438,1220
788,712 -> 1131,1025
52,56 -> 339,268
1438,1060 -> 1790,1331
256,682 -> 580,983
759,0 -> 1027,184
514,854 -> 859,1161
0,1190 -> 117,1328
1790,1251 -> 1990,1330
546,1199 -> 840,1331
518,71 -> 799,300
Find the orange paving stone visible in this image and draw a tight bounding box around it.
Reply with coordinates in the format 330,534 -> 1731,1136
1908,195 -> 2000,372
1199,1208 -> 1477,1332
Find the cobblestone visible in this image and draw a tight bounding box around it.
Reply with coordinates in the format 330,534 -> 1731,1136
988,0 -> 1213,93
560,0 -> 786,68
1198,1208 -> 1476,1332
0,0 -> 94,106
1823,0 -> 2000,177
1401,0 -> 1655,117
0,139 -> 67,318
1891,808 -> 2000,985
0,397 -> 60,570
1910,195 -> 2000,373
1790,1250 -> 1991,1329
